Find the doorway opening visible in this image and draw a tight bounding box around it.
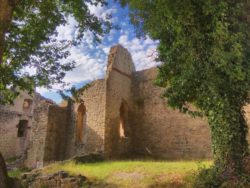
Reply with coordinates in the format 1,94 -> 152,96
17,120 -> 28,137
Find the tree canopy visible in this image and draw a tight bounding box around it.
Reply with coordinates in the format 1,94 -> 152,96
0,0 -> 111,104
121,0 -> 250,186
0,1 -> 111,187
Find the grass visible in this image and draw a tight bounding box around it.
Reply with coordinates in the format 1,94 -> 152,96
40,160 -> 212,188
8,167 -> 30,178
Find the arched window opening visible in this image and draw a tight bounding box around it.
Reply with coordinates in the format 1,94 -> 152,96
23,99 -> 33,111
119,102 -> 128,138
17,120 -> 28,137
76,103 -> 86,144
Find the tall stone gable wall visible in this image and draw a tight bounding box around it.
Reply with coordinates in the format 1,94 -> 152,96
104,45 -> 135,158
131,68 -> 213,159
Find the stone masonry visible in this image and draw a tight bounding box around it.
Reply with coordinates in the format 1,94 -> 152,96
1,44 -> 250,168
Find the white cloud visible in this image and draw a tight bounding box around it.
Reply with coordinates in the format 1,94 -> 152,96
118,34 -> 159,71
87,2 -> 117,22
103,46 -> 110,54
37,2 -> 160,100
56,16 -> 76,41
36,87 -> 51,94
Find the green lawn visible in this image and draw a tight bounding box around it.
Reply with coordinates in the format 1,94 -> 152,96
40,160 -> 212,188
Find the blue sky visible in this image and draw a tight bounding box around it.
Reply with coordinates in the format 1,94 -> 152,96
37,0 -> 159,103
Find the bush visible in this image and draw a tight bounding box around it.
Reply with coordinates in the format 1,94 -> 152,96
194,164 -> 250,188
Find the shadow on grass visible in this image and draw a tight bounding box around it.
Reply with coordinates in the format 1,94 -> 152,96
83,178 -> 189,188
147,182 -> 185,188
83,180 -> 119,188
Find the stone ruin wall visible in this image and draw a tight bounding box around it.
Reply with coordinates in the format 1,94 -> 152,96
104,45 -> 135,158
43,105 -> 70,163
3,44 -> 250,167
0,111 -> 32,159
20,78 -> 107,168
101,45 -> 213,160
25,103 -> 50,168
0,91 -> 34,159
54,45 -> 137,159
74,79 -> 106,156
131,68 -> 213,159
131,68 -> 250,160
102,45 -> 250,160
26,100 -> 72,168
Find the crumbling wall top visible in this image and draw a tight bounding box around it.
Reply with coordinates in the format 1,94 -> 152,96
106,45 -> 135,79
133,67 -> 158,82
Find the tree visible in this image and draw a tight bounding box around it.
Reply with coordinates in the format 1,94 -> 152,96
0,0 -> 111,104
121,0 -> 250,186
0,1 -> 110,187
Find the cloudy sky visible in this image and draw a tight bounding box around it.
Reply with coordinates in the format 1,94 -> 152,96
37,0 -> 159,103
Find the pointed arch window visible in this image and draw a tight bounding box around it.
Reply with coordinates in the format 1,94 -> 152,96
76,103 -> 87,144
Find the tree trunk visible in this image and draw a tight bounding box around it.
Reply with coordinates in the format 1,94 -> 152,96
0,152 -> 9,188
0,0 -> 19,64
0,1 -> 20,187
210,110 -> 248,175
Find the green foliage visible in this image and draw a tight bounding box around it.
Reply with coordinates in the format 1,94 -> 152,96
0,0 -> 111,105
194,165 -> 223,188
59,83 -> 91,103
8,167 -> 30,178
121,0 -> 250,178
194,164 -> 250,188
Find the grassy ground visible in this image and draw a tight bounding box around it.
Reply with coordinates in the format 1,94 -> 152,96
39,160 -> 212,188
8,167 -> 30,178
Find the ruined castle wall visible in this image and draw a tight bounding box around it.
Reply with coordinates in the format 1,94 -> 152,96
43,105 -> 69,163
104,45 -> 135,158
0,111 -> 32,159
63,101 -> 76,159
25,103 -> 50,168
25,95 -> 73,168
0,92 -> 33,159
74,79 -> 106,156
131,68 -> 213,160
1,91 -> 34,113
